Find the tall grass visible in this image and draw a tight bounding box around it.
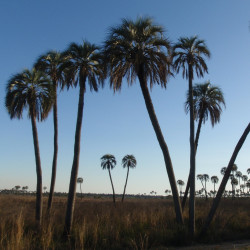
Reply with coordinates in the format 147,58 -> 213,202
0,195 -> 249,249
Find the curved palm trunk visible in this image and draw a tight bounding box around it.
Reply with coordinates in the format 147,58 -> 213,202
138,69 -> 183,224
182,114 -> 203,210
108,169 -> 116,204
48,84 -> 58,213
204,180 -> 208,200
30,111 -> 43,227
188,66 -> 196,239
64,76 -> 86,237
200,123 -> 250,237
122,167 -> 130,202
80,183 -> 83,199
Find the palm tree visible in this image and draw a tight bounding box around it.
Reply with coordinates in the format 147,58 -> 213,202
173,36 -> 210,237
63,41 -> 105,236
230,176 -> 238,199
177,180 -> 185,197
100,154 -> 116,204
211,176 -> 219,196
203,174 -> 209,200
121,155 -> 137,202
77,177 -> 83,199
35,51 -> 67,213
104,17 -> 183,224
221,167 -> 227,176
5,68 -> 53,226
247,168 -> 250,175
231,164 -> 238,176
235,171 -> 242,193
182,82 -> 225,208
201,123 -> 250,236
242,175 -> 248,185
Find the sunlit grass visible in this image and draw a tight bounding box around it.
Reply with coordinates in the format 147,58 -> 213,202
0,195 -> 249,249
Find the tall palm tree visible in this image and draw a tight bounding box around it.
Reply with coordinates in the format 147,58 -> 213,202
5,68 -> 53,226
173,36 -> 210,237
121,155 -> 137,202
221,167 -> 227,176
235,171 -> 242,192
201,123 -> 250,236
203,174 -> 209,200
230,176 -> 238,199
211,176 -> 219,196
63,41 -> 105,236
242,175 -> 248,185
247,168 -> 250,175
100,154 -> 116,204
104,17 -> 183,224
77,177 -> 83,199
35,50 -> 68,213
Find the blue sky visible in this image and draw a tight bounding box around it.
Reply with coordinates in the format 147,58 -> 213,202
0,1 -> 250,195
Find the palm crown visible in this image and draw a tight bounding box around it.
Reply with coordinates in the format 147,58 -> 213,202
104,17 -> 172,90
122,155 -> 137,169
64,41 -> 104,91
185,81 -> 225,126
5,68 -> 53,120
101,154 -> 116,170
173,36 -> 210,80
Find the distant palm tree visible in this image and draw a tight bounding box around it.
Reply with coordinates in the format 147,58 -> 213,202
5,68 -> 53,226
43,186 -> 47,193
242,175 -> 248,185
177,180 -> 185,197
101,154 -> 116,204
173,36 -> 210,237
121,155 -> 137,202
235,171 -> 242,192
231,164 -> 238,176
230,176 -> 238,199
77,177 -> 83,199
35,51 -> 68,213
182,82 -> 225,208
203,174 -> 209,200
211,176 -> 219,196
63,41 -> 105,237
104,17 -> 183,224
15,185 -> 21,191
247,168 -> 250,175
221,167 -> 227,176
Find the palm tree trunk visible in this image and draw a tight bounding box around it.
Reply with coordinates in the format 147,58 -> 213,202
48,85 -> 58,213
108,169 -> 116,204
182,114 -> 203,210
64,76 -> 86,237
80,183 -> 83,199
200,123 -> 250,237
188,66 -> 196,239
205,180 -> 208,200
30,111 -> 43,227
138,69 -> 183,224
122,167 -> 129,202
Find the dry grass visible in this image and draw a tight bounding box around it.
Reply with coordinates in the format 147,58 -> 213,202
0,195 -> 249,249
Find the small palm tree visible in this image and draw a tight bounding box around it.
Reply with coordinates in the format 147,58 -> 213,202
242,175 -> 248,185
63,41 -> 105,237
221,167 -> 227,176
211,176 -> 219,196
235,171 -> 242,192
247,168 -> 250,175
77,177 -> 83,199
121,155 -> 137,202
5,68 -> 53,226
231,164 -> 238,176
35,50 -> 68,213
177,180 -> 185,197
104,16 -> 183,224
230,176 -> 238,199
203,174 -> 209,200
101,154 -> 116,204
173,36 -> 210,237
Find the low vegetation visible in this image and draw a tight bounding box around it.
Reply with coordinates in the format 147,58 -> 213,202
0,194 -> 249,249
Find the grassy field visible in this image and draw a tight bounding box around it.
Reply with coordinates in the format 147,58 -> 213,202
0,194 -> 249,249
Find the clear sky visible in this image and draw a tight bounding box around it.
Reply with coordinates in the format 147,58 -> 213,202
0,1 -> 250,195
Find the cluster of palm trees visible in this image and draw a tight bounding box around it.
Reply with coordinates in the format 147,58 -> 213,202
100,154 -> 137,204
5,16 -> 250,238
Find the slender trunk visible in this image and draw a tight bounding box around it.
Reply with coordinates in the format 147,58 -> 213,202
188,66 -> 196,239
122,167 -> 129,202
200,123 -> 250,237
182,114 -> 203,210
64,76 -> 86,237
108,168 -> 116,204
30,112 -> 43,227
48,84 -> 58,213
214,183 -> 215,196
80,183 -> 82,199
138,69 -> 183,224
205,180 -> 208,200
